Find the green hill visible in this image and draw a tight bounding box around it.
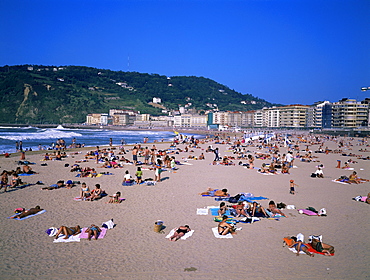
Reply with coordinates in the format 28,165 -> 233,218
0,65 -> 277,124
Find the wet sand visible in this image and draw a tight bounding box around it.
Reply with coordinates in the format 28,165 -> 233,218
0,133 -> 369,279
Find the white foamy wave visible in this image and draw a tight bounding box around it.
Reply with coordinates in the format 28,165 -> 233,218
0,128 -> 83,141
56,125 -> 65,129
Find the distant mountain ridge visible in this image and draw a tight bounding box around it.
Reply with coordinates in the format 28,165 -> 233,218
0,65 -> 277,124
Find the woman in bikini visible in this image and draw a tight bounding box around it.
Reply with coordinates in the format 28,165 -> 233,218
85,224 -> 101,240
169,225 -> 191,241
55,225 -> 81,240
89,184 -> 102,201
218,215 -> 235,235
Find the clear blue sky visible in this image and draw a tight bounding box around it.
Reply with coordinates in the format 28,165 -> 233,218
0,0 -> 369,105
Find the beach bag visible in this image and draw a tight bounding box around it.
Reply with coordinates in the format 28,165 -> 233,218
311,173 -> 317,178
102,219 -> 115,229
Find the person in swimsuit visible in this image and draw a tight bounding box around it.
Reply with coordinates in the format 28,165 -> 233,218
10,205 -> 43,219
55,225 -> 81,240
199,188 -> 229,197
287,236 -> 314,257
309,237 -> 335,255
267,200 -> 288,218
169,225 -> 191,241
235,202 -> 250,217
85,224 -> 101,240
135,167 -> 143,184
79,182 -> 90,199
89,184 -> 102,201
249,202 -> 269,217
218,215 -> 235,235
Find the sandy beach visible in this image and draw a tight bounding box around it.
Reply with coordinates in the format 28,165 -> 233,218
0,132 -> 369,280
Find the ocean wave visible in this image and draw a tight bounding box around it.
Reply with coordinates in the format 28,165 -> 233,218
0,129 -> 83,141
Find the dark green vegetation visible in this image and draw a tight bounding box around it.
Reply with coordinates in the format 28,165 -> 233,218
0,65 -> 276,124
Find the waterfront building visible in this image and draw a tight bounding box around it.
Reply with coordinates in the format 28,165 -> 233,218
331,98 -> 369,127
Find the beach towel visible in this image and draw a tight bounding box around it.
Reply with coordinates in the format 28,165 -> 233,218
331,179 -> 350,185
196,208 -> 209,215
79,227 -> 107,239
210,208 -> 231,216
18,173 -> 35,176
306,243 -> 334,256
165,228 -> 194,240
8,209 -> 46,220
212,227 -> 233,238
53,235 -> 81,243
353,196 -> 367,202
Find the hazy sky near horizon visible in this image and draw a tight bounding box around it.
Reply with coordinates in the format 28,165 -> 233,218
0,0 -> 369,105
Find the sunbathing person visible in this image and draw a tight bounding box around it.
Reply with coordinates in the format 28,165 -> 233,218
10,205 -> 43,219
79,182 -> 90,199
107,192 -> 121,204
199,188 -> 229,197
55,225 -> 81,239
309,236 -> 335,256
218,202 -> 228,216
267,200 -> 288,217
41,180 -> 65,190
235,202 -> 250,217
348,171 -> 369,184
249,202 -> 269,217
285,236 -> 314,257
22,165 -> 35,174
169,225 -> 191,241
366,193 -> 370,204
89,184 -> 102,201
85,224 -> 101,240
218,215 -> 236,235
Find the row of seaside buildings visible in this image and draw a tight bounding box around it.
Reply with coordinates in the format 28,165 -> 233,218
86,98 -> 370,129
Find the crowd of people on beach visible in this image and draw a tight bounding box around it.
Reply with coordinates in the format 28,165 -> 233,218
2,130 -> 369,257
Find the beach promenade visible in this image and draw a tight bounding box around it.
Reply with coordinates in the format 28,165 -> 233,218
0,132 -> 369,279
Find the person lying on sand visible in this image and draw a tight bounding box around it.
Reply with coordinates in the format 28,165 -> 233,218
267,200 -> 288,217
169,225 -> 191,241
10,206 -> 43,219
309,236 -> 335,256
348,171 -> 369,184
199,188 -> 229,197
249,202 -> 269,217
55,225 -> 81,239
285,236 -> 314,257
85,224 -> 101,240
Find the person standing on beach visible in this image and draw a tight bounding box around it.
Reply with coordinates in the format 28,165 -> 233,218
214,147 -> 220,161
15,141 -> 19,152
289,180 -> 298,195
144,147 -> 150,165
19,141 -> 23,152
132,146 -> 138,166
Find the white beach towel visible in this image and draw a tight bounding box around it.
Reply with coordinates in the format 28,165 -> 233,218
165,228 -> 194,240
53,235 -> 81,243
212,227 -> 233,238
196,208 -> 208,215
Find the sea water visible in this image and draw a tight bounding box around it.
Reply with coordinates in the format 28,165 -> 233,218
0,125 -> 200,153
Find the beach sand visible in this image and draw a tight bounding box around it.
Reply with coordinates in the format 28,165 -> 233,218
0,133 -> 369,279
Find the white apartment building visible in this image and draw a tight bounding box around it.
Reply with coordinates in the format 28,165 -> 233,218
174,114 -> 207,128
331,99 -> 369,127
86,113 -> 108,125
279,105 -> 308,127
212,112 -> 229,126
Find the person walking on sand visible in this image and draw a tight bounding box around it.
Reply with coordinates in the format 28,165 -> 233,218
214,147 -> 220,161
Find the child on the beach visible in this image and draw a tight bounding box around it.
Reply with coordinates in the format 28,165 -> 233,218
135,167 -> 143,184
289,180 -> 298,195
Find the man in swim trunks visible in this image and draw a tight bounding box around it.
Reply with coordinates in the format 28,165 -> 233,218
218,215 -> 236,235
310,236 -> 335,255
